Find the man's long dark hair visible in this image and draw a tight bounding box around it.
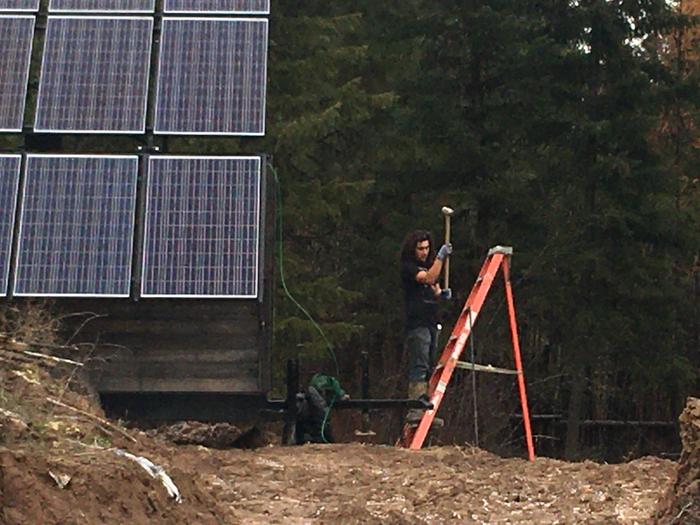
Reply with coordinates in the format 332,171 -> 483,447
400,229 -> 435,266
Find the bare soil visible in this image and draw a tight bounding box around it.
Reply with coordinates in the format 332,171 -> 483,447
0,339 -> 682,524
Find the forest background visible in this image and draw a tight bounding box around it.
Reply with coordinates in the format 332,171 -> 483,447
262,0 -> 700,461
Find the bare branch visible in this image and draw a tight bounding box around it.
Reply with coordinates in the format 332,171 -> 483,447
65,313 -> 108,346
46,397 -> 137,443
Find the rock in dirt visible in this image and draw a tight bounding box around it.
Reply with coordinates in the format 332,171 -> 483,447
160,421 -> 244,448
655,397 -> 700,524
0,408 -> 28,443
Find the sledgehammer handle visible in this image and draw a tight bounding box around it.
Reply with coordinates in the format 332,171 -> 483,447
444,214 -> 451,289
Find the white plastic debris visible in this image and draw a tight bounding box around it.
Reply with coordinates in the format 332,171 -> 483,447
48,470 -> 71,489
114,448 -> 182,503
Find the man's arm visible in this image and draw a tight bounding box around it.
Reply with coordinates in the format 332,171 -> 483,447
415,244 -> 452,285
416,259 -> 444,285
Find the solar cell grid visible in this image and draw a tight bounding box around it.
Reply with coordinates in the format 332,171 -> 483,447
35,16 -> 153,134
164,0 -> 269,14
49,0 -> 155,12
0,155 -> 21,297
0,16 -> 35,132
142,157 -> 261,298
154,18 -> 268,136
0,0 -> 39,11
14,155 -> 138,297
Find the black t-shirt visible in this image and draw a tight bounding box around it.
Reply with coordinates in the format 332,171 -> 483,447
401,259 -> 437,330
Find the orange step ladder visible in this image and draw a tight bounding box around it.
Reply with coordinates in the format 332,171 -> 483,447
400,246 -> 536,461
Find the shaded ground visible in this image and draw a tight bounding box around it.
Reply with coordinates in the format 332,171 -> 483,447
0,338 -> 680,524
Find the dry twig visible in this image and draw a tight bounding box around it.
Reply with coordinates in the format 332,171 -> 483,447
64,313 -> 107,346
19,350 -> 83,367
670,502 -> 693,525
46,397 -> 137,443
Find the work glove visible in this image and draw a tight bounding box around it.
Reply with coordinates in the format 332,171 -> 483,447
437,243 -> 453,261
440,288 -> 452,301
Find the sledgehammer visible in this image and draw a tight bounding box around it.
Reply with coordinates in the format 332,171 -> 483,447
441,206 -> 454,289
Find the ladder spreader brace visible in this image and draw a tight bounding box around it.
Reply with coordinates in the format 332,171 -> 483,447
400,246 -> 536,461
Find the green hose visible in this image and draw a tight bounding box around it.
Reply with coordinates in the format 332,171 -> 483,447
268,162 -> 340,378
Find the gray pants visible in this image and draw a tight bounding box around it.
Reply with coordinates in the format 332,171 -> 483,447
406,326 -> 438,382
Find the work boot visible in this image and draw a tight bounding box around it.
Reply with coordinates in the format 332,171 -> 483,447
405,382 -> 444,427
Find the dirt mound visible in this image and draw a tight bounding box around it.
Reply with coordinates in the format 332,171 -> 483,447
655,397 -> 700,524
0,448 -> 223,525
0,338 -> 230,525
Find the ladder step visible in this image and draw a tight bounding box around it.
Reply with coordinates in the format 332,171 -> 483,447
488,245 -> 513,256
455,361 -> 519,375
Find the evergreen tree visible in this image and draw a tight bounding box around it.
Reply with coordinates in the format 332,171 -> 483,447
266,1 -> 398,389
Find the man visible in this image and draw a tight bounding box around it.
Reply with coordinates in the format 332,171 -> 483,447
400,230 -> 452,423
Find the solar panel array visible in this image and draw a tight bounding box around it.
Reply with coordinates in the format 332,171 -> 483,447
0,0 -> 39,11
35,16 -> 153,133
1,3 -> 269,299
14,155 -> 138,297
0,16 -> 35,132
49,0 -> 155,12
164,0 -> 269,14
0,156 -> 21,297
142,157 -> 260,298
155,18 -> 268,135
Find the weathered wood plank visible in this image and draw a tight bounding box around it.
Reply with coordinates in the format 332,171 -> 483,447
96,363 -> 258,380
77,320 -> 258,337
96,376 -> 260,393
85,333 -> 259,352
98,348 -> 259,363
58,299 -> 260,322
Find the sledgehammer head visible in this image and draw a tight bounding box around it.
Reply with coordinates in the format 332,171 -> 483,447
441,206 -> 454,217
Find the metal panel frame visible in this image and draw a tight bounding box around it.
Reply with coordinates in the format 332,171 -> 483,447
14,154 -> 139,298
141,155 -> 262,299
0,154 -> 21,297
34,16 -> 154,134
153,17 -> 268,136
48,0 -> 155,12
0,0 -> 39,12
0,15 -> 35,132
163,0 -> 269,15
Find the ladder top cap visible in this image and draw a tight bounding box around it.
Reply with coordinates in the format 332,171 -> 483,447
488,246 -> 513,256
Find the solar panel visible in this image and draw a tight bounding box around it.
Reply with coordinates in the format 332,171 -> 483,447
0,155 -> 21,297
49,0 -> 154,12
0,16 -> 35,132
142,156 -> 261,298
35,16 -> 153,134
154,18 -> 268,136
163,0 -> 269,14
0,0 -> 39,11
14,155 -> 138,297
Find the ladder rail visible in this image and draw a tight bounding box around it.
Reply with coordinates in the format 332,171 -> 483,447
503,257 -> 535,461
